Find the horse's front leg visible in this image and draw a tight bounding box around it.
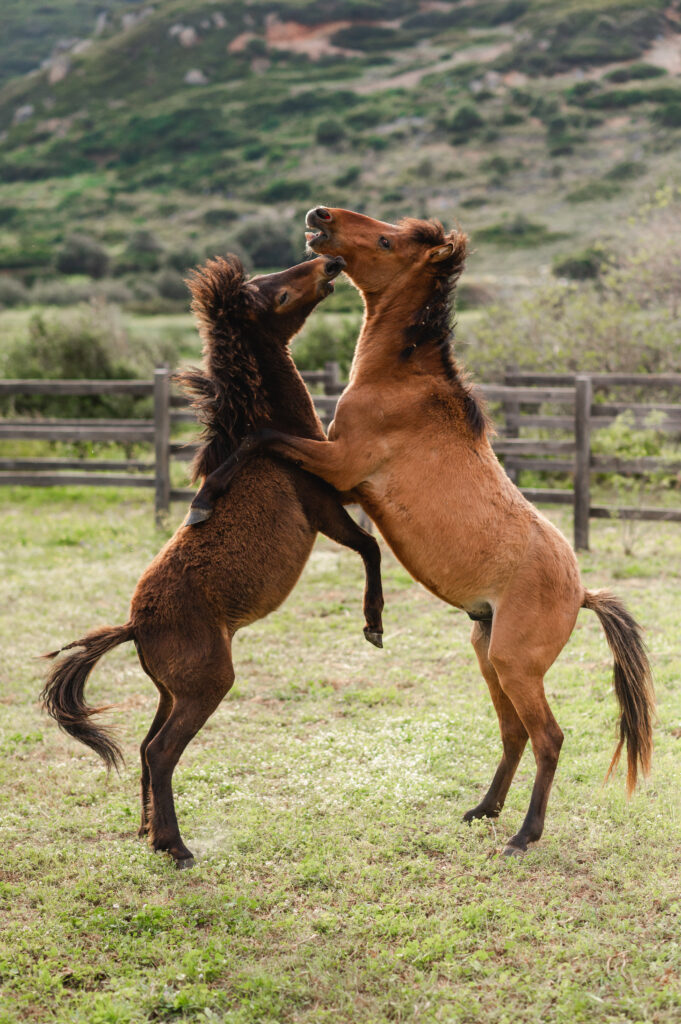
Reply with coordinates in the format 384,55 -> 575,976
187,430 -> 365,525
186,435 -> 262,525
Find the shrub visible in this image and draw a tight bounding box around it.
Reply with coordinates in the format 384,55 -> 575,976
155,269 -> 190,302
55,233 -> 110,278
292,314 -> 361,376
330,25 -> 400,51
1,305 -> 179,418
604,160 -> 647,181
475,214 -> 566,247
566,181 -> 620,203
449,103 -> 484,137
604,63 -> 667,83
653,103 -> 681,128
260,179 -> 310,202
315,119 -> 346,146
30,280 -> 96,305
334,165 -> 361,187
233,220 -> 298,268
116,230 -> 164,274
0,275 -> 29,308
460,204 -> 681,383
165,245 -> 201,273
201,207 -> 239,226
552,245 -> 610,281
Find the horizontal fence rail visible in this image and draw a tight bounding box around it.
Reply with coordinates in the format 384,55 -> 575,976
1,365 -> 679,545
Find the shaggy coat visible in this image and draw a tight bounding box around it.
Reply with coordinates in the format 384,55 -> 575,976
41,254 -> 383,866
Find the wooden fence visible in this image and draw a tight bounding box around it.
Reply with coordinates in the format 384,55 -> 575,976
1,366 -> 679,549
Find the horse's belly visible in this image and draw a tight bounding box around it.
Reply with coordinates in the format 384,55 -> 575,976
358,458 -> 530,608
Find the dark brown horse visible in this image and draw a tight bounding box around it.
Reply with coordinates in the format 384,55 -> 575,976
188,209 -> 655,856
41,254 -> 384,867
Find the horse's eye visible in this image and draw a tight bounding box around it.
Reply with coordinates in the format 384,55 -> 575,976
278,291 -> 288,306
378,236 -> 391,249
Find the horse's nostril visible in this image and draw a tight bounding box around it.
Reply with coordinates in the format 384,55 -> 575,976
316,207 -> 332,221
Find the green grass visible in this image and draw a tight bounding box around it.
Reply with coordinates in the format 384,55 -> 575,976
1,489 -> 680,1022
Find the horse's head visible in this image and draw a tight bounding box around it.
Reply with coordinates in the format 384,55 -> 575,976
305,207 -> 467,298
248,254 -> 345,339
188,253 -> 345,348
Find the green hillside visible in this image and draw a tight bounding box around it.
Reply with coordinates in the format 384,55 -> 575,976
0,0 -> 680,292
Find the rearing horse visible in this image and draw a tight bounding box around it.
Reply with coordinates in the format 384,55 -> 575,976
189,207 -> 655,856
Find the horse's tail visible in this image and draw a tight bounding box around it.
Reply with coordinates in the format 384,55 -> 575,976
40,623 -> 135,771
582,589 -> 655,794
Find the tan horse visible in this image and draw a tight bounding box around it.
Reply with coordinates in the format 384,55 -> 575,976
190,208 -> 655,856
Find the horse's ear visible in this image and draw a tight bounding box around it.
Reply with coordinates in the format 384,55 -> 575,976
428,242 -> 454,263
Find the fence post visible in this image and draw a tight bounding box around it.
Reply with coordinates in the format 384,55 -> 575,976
504,363 -> 520,483
323,360 -> 341,395
574,374 -> 592,550
154,367 -> 171,526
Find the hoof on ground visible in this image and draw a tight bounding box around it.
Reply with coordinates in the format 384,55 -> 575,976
501,843 -> 526,858
364,630 -> 383,649
175,855 -> 195,870
184,505 -> 212,527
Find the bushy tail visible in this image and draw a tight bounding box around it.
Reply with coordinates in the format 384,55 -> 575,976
583,589 -> 655,794
40,623 -> 135,771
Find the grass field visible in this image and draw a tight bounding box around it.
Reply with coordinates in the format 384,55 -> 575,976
1,488 -> 680,1023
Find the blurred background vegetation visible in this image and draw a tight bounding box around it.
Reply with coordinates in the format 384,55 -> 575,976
0,0 -> 679,387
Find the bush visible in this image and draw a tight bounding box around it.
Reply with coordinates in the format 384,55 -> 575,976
334,165 -> 361,187
604,63 -> 667,83
566,181 -> 621,203
260,179 -> 311,203
604,160 -> 647,181
330,25 -> 400,50
552,245 -> 610,281
653,103 -> 681,128
1,305 -> 179,418
30,280 -> 96,306
460,204 -> 681,383
233,220 -> 298,268
0,275 -> 29,308
292,314 -> 361,376
155,269 -> 189,302
315,119 -> 346,146
115,230 -> 164,274
164,245 -> 201,273
55,233 -> 110,278
475,214 -> 566,248
449,104 -> 484,137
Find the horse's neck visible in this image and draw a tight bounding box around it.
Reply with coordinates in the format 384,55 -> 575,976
349,288 -> 432,384
257,343 -> 323,436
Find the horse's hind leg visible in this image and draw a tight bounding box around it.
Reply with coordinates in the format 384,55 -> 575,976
138,689 -> 173,837
463,620 -> 528,822
145,641 -> 235,867
492,671 -> 564,855
135,640 -> 173,837
312,494 -> 384,647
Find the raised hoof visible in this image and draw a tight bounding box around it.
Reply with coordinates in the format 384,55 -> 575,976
184,505 -> 213,527
364,630 -> 383,649
175,856 -> 195,870
462,805 -> 499,823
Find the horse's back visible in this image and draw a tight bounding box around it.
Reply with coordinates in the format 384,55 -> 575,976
131,456 -> 318,637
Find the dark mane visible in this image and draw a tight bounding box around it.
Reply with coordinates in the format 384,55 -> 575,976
174,256 -> 274,481
398,218 -> 489,439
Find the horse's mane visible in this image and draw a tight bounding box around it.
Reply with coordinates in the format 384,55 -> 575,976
174,256 -> 274,482
398,218 -> 489,439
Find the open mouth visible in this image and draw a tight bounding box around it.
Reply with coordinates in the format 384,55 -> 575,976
305,226 -> 329,248
305,210 -> 332,250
